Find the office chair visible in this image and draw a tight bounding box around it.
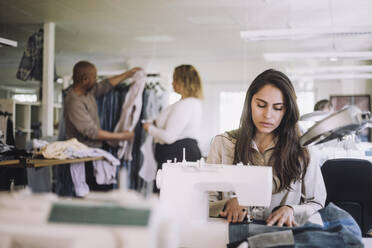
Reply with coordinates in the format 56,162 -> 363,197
321,158 -> 372,237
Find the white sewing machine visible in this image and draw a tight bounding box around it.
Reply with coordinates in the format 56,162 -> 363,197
156,159 -> 272,248
0,189 -> 172,248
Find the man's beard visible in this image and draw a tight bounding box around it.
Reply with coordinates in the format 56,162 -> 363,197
86,83 -> 96,92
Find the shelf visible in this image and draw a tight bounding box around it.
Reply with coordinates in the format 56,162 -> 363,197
14,101 -> 40,106
0,98 -> 61,149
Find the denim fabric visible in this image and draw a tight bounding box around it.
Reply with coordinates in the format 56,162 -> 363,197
96,84 -> 146,191
6,117 -> 15,146
58,85 -> 71,141
55,163 -> 74,196
96,83 -> 130,133
55,86 -> 72,196
96,85 -> 166,193
96,84 -> 130,189
228,203 -> 363,248
129,91 -> 146,190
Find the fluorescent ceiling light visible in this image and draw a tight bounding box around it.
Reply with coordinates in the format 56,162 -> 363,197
287,65 -> 372,74
135,35 -> 174,43
289,73 -> 372,80
188,16 -> 235,25
0,37 -> 17,47
264,52 -> 372,61
240,27 -> 372,41
287,65 -> 372,80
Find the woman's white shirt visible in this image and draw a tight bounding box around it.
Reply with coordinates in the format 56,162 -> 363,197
148,97 -> 202,144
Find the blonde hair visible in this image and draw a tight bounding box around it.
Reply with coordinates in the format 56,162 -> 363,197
174,64 -> 204,99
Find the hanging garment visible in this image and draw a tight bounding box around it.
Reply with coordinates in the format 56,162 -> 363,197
70,162 -> 89,197
55,85 -> 72,196
70,157 -> 119,197
16,29 -> 43,81
108,70 -> 146,160
96,83 -> 130,157
0,115 -> 7,144
6,116 -> 15,146
95,83 -> 130,190
127,110 -> 145,190
138,88 -> 167,182
97,83 -> 130,133
138,135 -> 157,182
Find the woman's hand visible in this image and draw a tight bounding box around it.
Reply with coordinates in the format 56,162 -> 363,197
219,198 -> 248,223
266,205 -> 296,227
143,122 -> 151,132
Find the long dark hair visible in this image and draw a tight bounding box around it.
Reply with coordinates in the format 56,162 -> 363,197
232,69 -> 309,192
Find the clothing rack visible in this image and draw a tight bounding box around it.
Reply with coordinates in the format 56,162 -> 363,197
145,81 -> 165,92
146,73 -> 160,77
145,74 -> 165,92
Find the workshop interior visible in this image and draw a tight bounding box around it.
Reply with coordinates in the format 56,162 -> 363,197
0,0 -> 372,247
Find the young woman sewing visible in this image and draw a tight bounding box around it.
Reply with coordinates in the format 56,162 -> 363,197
207,69 -> 326,227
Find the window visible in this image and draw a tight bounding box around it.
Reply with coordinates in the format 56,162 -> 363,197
296,91 -> 314,116
12,94 -> 37,102
219,91 -> 245,133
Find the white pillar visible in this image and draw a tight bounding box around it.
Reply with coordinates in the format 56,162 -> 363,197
42,22 -> 55,137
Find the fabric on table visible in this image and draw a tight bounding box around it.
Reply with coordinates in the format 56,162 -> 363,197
228,203 -> 363,248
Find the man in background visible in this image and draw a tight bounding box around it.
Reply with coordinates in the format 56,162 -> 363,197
64,60 -> 141,192
314,99 -> 334,113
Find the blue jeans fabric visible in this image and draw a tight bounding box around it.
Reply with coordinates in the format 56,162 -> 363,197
95,86 -> 167,193
96,84 -> 130,189
55,86 -> 73,196
228,203 -> 363,248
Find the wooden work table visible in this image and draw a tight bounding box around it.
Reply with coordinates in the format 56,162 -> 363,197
0,157 -> 104,168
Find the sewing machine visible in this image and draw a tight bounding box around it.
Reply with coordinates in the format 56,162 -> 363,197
0,189 -> 172,248
300,105 -> 371,146
156,159 -> 272,247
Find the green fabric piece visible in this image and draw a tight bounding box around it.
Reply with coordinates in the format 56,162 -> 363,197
48,203 -> 150,226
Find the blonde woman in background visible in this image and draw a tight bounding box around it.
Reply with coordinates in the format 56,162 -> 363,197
143,64 -> 204,191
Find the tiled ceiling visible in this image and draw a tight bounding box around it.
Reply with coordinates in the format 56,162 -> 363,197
0,0 -> 372,75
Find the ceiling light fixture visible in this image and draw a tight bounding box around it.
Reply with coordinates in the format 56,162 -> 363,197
287,65 -> 372,81
240,27 -> 372,41
264,51 -> 372,61
135,35 -> 174,43
0,37 -> 17,47
289,73 -> 372,80
287,65 -> 372,74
